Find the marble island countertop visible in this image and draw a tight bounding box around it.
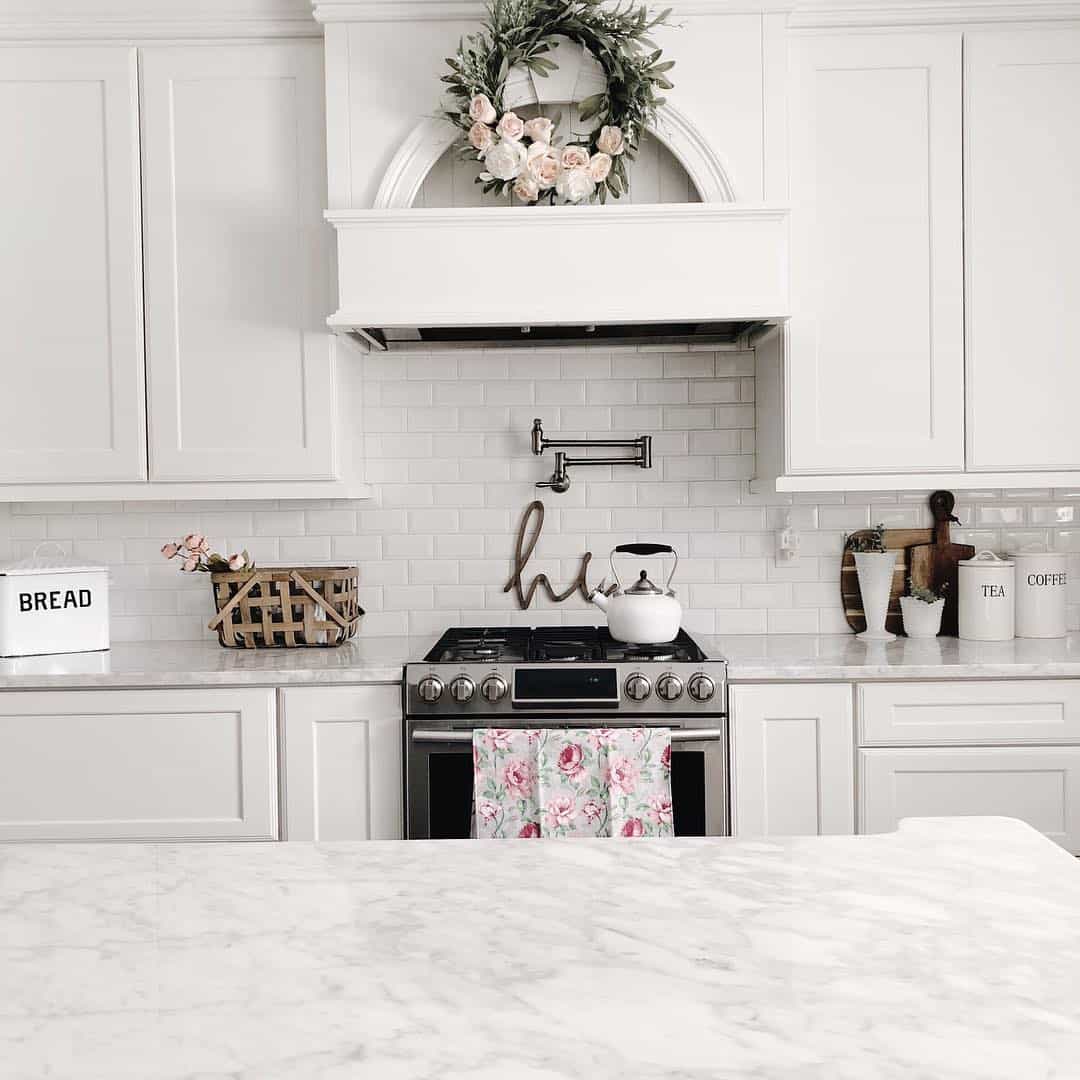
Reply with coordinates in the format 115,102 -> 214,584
3,817 -> 1079,1079
6,632 -> 1080,688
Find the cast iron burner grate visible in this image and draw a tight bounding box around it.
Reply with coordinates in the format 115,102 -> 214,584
424,626 -> 708,665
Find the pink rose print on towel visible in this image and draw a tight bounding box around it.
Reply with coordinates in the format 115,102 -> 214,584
502,758 -> 535,799
581,799 -> 605,824
477,799 -> 500,825
557,742 -> 587,782
518,822 -> 540,838
543,796 -> 576,831
621,817 -> 645,837
482,729 -> 514,751
609,755 -> 640,795
587,728 -> 618,750
661,743 -> 671,772
647,794 -> 674,827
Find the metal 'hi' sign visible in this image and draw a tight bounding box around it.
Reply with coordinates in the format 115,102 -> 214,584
502,500 -> 604,610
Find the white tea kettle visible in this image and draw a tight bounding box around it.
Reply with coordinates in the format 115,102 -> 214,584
589,543 -> 683,644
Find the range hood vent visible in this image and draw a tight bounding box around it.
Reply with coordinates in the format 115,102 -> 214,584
354,320 -> 775,352
326,205 -> 790,352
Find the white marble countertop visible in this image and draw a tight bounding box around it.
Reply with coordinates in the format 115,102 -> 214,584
0,636 -> 433,689
6,632 -> 1080,689
3,817 -> 1078,1078
706,632 -> 1080,681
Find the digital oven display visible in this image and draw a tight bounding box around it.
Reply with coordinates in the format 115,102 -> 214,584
512,667 -> 619,708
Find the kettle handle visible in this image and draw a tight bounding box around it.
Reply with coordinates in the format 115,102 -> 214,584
610,543 -> 678,592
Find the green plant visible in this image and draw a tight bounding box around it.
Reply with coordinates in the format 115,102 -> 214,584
441,0 -> 675,203
845,524 -> 887,554
906,578 -> 947,604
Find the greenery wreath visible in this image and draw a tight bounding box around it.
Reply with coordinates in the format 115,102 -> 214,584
441,0 -> 675,205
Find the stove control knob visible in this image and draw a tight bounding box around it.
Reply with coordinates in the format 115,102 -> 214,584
687,673 -> 716,703
624,673 -> 652,702
449,675 -> 476,704
417,676 -> 444,704
656,673 -> 684,702
480,674 -> 508,703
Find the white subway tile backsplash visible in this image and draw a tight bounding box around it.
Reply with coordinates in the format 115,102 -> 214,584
2,345 -> 1068,641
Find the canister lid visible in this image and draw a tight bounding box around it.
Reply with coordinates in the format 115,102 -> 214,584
0,543 -> 106,577
1006,543 -> 1067,561
958,549 -> 1014,568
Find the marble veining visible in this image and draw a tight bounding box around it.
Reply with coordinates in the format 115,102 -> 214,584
1,818 -> 1078,1079
6,632 -> 1080,689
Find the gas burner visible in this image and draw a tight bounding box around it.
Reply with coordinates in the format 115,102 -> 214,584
620,643 -> 678,662
424,626 -> 708,665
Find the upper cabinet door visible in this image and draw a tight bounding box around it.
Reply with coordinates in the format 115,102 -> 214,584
140,43 -> 336,482
0,46 -> 146,483
965,28 -> 1080,472
787,32 -> 964,474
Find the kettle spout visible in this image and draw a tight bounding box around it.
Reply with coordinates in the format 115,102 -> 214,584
588,581 -> 610,611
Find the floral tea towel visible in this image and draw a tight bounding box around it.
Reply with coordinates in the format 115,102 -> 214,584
472,727 -> 674,839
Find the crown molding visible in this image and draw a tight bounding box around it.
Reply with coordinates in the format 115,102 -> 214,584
312,0 -> 1080,22
788,0 -> 1080,27
0,0 -> 321,39
313,0 -> 794,22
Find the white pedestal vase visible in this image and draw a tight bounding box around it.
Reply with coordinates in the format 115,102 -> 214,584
900,596 -> 945,639
854,551 -> 897,642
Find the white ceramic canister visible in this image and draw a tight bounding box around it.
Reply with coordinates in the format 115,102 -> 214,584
1008,546 -> 1068,638
958,551 -> 1015,642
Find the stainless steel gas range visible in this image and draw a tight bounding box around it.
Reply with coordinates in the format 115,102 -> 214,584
404,626 -> 729,839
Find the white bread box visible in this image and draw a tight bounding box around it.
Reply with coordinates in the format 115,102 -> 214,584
0,550 -> 110,657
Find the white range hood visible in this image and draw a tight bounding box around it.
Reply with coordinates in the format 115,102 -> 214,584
314,8 -> 791,351
327,202 -> 790,350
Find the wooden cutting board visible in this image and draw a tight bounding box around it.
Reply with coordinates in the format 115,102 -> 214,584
841,527 -> 933,636
907,491 -> 975,637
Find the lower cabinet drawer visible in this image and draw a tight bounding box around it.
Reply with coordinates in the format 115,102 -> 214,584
858,746 -> 1080,853
0,688 -> 278,841
858,680 -> 1080,745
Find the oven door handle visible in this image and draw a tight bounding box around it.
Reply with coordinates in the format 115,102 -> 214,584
410,728 -> 725,744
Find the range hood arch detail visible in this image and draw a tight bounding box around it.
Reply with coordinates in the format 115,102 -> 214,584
373,38 -> 736,209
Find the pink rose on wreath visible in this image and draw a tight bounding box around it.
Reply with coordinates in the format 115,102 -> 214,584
647,794 -> 674,826
557,742 -> 586,782
502,758 -> 535,799
581,799 -> 604,824
482,729 -> 513,751
661,743 -> 672,771
518,822 -> 541,839
477,799 -> 499,824
543,796 -> 576,831
609,755 -> 640,795
621,818 -> 645,838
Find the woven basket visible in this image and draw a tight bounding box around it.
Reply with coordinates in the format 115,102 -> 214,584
207,566 -> 362,648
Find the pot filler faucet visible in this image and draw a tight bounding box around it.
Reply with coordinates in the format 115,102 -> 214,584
531,418 -> 652,494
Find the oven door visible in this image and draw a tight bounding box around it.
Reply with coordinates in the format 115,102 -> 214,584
406,720 -> 728,840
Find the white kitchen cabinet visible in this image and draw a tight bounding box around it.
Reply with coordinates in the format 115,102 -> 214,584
281,684 -> 403,841
859,746 -> 1080,854
0,688 -> 277,841
0,46 -> 146,484
140,42 -> 336,482
730,683 -> 854,837
785,31 -> 964,476
964,27 -> 1080,472
859,680 -> 1080,746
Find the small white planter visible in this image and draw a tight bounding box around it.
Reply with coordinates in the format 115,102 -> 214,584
900,596 -> 945,639
854,551 -> 897,642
